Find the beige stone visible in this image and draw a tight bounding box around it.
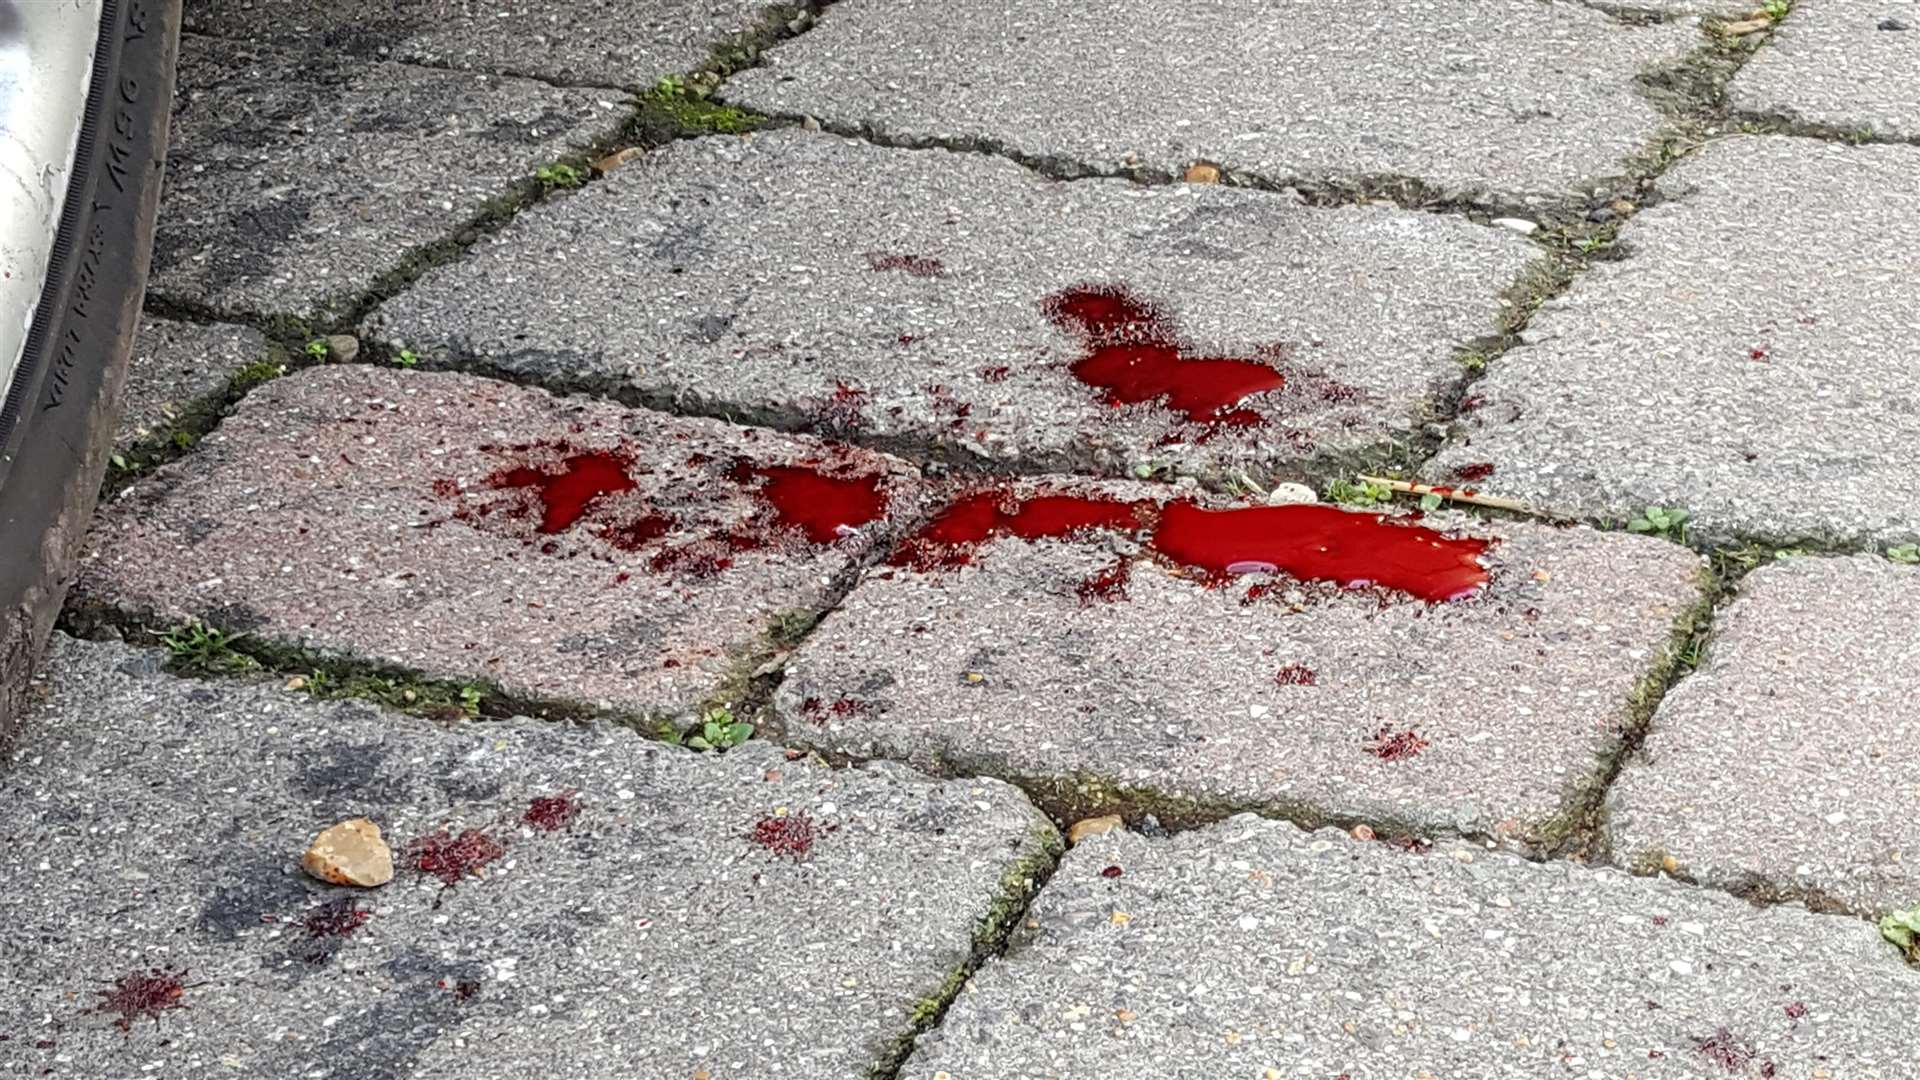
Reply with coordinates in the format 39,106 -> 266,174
301,817 -> 394,887
1066,814 -> 1125,845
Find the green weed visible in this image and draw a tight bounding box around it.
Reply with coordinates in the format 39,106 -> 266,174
1627,506 -> 1689,542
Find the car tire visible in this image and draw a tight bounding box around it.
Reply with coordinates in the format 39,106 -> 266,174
0,0 -> 182,753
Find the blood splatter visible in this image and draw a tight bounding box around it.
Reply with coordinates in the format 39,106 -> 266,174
483,445 -> 635,534
1366,726 -> 1430,762
1100,865 -> 1124,878
866,252 -> 945,278
303,899 -> 372,940
734,463 -> 889,543
94,969 -> 187,1031
1652,915 -> 1670,927
1784,1001 -> 1807,1020
749,812 -> 826,858
978,365 -> 1011,383
523,792 -> 581,832
829,697 -> 873,719
1042,283 -> 1285,425
1150,502 -> 1490,603
409,828 -> 505,885
1273,664 -> 1318,686
1694,1027 -> 1756,1071
602,514 -> 673,551
1453,462 -> 1496,482
894,491 -> 1491,603
813,380 -> 870,433
1076,559 -> 1133,605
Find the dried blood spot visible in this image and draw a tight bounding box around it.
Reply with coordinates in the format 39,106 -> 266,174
95,969 -> 187,1031
1367,726 -> 1430,762
1453,462 -> 1496,482
303,899 -> 372,940
1652,915 -> 1670,926
1784,1001 -> 1807,1020
1100,865 -> 1124,878
749,812 -> 826,858
1273,664 -> 1318,686
1694,1027 -> 1755,1071
866,252 -> 945,278
523,792 -> 581,832
409,828 -> 505,885
1749,347 -> 1769,360
602,514 -> 673,551
484,445 -> 635,534
734,463 -> 889,543
978,365 -> 1011,383
828,697 -> 873,719
1042,282 -> 1286,426
1076,559 -> 1133,605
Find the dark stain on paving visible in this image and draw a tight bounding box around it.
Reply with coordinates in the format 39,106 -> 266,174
865,251 -> 946,278
93,968 -> 189,1031
295,738 -> 394,803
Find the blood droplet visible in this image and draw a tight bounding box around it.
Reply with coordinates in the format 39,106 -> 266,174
523,792 -> 581,832
749,812 -> 825,858
1042,282 -> 1286,425
1366,725 -> 1430,762
94,969 -> 188,1031
1273,664 -> 1318,686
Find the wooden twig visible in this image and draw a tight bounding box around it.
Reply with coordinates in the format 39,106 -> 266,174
1357,475 -> 1535,514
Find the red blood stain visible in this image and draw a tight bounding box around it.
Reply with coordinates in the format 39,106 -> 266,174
828,697 -> 873,719
484,446 -> 635,534
1151,502 -> 1490,603
1694,1028 -> 1755,1071
894,492 -> 1490,602
1076,559 -> 1133,605
1367,726 -> 1430,762
1784,1001 -> 1806,1020
1749,347 -> 1769,361
303,899 -> 372,940
1042,283 -> 1285,425
749,812 -> 825,858
1273,664 -> 1318,686
733,463 -> 889,543
94,969 -> 187,1031
409,828 -> 505,885
890,491 -> 1149,571
647,544 -> 733,579
866,252 -> 945,278
1652,915 -> 1670,926
1100,865 -> 1124,878
979,365 -> 1011,383
1453,462 -> 1496,482
523,792 -> 581,832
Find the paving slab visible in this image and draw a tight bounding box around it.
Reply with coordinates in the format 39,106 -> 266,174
1608,555 -> 1920,915
182,0 -> 777,89
1429,135 -> 1920,548
0,635 -> 1058,1079
1732,0 -> 1920,138
901,814 -> 1919,1079
118,317 -> 269,450
718,0 -> 1697,205
772,477 -> 1707,847
148,34 -> 630,324
72,365 -> 927,723
371,130 -> 1538,482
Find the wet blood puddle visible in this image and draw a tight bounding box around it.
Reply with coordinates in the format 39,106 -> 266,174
95,968 -> 188,1031
1042,283 -> 1285,426
892,491 -> 1491,603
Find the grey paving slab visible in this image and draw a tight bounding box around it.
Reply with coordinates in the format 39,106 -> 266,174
149,34 -> 630,324
371,130 -> 1538,482
72,365 -> 927,723
119,317 -> 269,450
1732,0 -> 1920,138
1608,555 -> 1920,916
902,814 -> 1919,1079
182,0 -> 776,89
0,635 -> 1057,1079
719,0 -> 1698,205
773,477 -> 1707,847
1429,135 -> 1920,548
